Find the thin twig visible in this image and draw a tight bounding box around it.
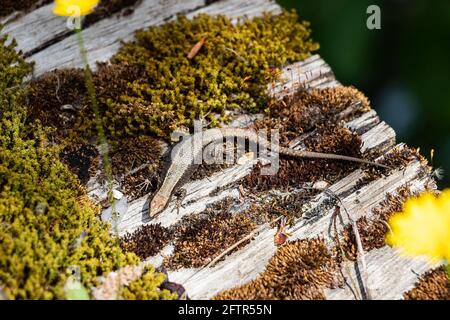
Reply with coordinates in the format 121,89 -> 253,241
323,189 -> 373,300
55,73 -> 62,103
223,46 -> 248,63
300,186 -> 372,299
331,207 -> 361,300
120,162 -> 151,181
351,218 -> 372,299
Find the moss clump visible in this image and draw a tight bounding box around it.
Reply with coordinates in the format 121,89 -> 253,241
26,68 -> 88,141
106,10 -> 318,137
109,135 -> 163,200
214,238 -> 341,300
120,223 -> 171,260
166,199 -> 256,269
60,143 -> 99,184
261,86 -> 371,139
242,86 -> 381,192
403,267 -> 450,300
0,33 -> 171,300
26,10 -> 317,143
110,135 -> 161,176
119,267 -> 177,300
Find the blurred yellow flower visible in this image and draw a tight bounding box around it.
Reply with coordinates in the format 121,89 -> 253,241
53,0 -> 99,17
386,189 -> 450,262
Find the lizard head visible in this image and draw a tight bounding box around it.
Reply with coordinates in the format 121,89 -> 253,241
149,193 -> 169,218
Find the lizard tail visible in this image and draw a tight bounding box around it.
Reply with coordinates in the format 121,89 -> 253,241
282,149 -> 391,170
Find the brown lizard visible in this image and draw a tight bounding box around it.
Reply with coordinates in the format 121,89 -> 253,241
149,127 -> 389,217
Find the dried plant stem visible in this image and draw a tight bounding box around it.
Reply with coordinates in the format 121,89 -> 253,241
331,207 -> 361,300
75,28 -> 114,209
351,219 -> 372,300
75,27 -> 121,294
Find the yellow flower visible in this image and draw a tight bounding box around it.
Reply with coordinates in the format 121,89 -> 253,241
386,189 -> 450,262
53,0 -> 100,17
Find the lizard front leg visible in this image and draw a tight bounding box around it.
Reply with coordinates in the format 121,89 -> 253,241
174,188 -> 187,215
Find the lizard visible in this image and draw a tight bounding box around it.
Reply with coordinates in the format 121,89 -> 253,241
149,127 -> 390,217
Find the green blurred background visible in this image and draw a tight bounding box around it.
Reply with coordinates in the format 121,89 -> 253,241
277,0 -> 450,188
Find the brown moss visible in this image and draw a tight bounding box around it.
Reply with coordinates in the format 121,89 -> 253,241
353,146 -> 430,192
340,186 -> 429,260
95,62 -> 145,102
111,135 -> 162,200
120,224 -> 171,260
26,69 -> 88,140
262,86 -> 371,139
25,62 -> 144,143
239,86 -> 383,192
60,143 -> 99,184
403,267 -> 450,300
380,145 -> 424,168
26,67 -> 163,193
166,199 -> 256,269
110,135 -> 161,176
214,238 -> 342,300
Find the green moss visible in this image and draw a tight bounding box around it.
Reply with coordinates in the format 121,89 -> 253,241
0,31 -> 171,300
0,9 -> 319,298
26,10 -> 317,142
119,267 -> 177,300
107,10 -> 318,137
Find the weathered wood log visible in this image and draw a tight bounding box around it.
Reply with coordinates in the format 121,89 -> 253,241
110,55 -> 436,300
3,0 -> 438,300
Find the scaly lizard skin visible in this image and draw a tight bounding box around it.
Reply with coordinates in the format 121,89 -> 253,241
149,128 -> 389,217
